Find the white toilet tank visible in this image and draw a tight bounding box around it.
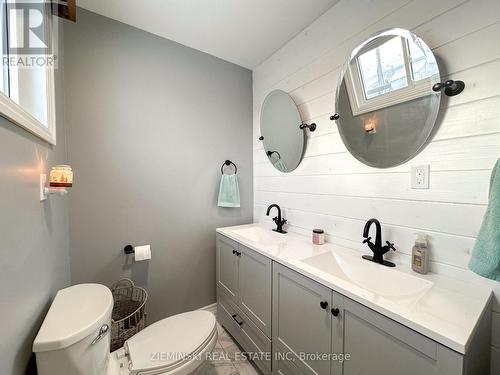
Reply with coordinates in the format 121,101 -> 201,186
33,284 -> 114,375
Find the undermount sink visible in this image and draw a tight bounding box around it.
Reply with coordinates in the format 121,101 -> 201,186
301,251 -> 433,298
232,227 -> 286,246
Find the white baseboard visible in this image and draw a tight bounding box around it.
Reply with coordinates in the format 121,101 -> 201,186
199,302 -> 217,314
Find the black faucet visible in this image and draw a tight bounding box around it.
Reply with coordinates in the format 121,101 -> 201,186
362,218 -> 396,267
266,204 -> 287,234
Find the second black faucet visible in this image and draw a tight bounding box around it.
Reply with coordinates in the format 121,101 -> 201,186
362,218 -> 396,267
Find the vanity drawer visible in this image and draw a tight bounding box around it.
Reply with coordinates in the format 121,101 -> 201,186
274,357 -> 304,375
343,298 -> 438,360
218,287 -> 272,374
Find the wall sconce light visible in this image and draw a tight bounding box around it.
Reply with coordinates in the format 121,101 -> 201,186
364,121 -> 377,135
40,165 -> 73,201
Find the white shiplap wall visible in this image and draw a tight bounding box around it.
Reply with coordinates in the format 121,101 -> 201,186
252,0 -> 500,371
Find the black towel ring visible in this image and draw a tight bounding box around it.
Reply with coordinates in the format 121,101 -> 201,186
221,160 -> 237,174
267,151 -> 281,159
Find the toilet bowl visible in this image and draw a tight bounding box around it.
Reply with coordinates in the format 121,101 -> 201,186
33,284 -> 217,375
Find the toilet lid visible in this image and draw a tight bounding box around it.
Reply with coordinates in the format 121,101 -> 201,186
125,311 -> 216,373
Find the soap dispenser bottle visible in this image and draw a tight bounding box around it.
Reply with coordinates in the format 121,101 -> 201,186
412,234 -> 429,274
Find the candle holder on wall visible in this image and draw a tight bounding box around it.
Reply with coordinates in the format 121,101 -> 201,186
40,165 -> 73,201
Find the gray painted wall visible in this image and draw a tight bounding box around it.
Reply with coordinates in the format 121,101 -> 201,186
64,10 -> 253,324
0,20 -> 70,375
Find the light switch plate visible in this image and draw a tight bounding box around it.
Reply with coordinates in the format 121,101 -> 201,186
411,165 -> 430,189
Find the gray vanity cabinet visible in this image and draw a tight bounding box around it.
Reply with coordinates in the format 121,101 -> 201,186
217,233 -> 489,375
272,263 -> 338,375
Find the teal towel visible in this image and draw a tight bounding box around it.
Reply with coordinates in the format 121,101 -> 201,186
469,159 -> 500,281
273,158 -> 288,173
218,174 -> 240,207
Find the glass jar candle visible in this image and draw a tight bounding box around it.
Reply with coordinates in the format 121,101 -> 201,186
312,229 -> 325,245
49,165 -> 73,187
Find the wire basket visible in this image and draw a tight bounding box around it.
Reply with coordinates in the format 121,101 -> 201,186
110,278 -> 148,352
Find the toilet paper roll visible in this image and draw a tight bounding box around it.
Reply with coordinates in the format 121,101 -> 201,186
134,245 -> 151,262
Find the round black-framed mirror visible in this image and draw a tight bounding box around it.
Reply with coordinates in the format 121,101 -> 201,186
260,90 -> 306,173
335,28 -> 441,168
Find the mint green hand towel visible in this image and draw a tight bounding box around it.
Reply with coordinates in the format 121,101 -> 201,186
218,174 -> 240,207
273,158 -> 289,173
469,159 -> 500,281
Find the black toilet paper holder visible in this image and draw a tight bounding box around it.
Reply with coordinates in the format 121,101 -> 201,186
124,245 -> 135,254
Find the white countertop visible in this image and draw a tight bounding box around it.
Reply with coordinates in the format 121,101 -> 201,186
216,224 -> 493,354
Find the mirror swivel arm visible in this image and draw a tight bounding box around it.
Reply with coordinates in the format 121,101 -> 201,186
432,80 -> 465,96
299,123 -> 316,132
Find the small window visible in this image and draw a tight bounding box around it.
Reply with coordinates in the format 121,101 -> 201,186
0,0 -> 56,144
345,35 -> 438,116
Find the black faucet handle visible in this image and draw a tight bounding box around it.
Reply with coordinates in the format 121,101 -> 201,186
280,218 -> 287,225
386,241 -> 396,251
362,236 -> 372,244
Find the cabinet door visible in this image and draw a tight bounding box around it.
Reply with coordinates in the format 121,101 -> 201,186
216,235 -> 239,303
273,263 -> 332,375
238,244 -> 272,337
330,292 -> 344,375
342,298 -> 463,375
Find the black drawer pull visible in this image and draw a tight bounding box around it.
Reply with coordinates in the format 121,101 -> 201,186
320,301 -> 329,310
331,308 -> 340,317
231,314 -> 244,326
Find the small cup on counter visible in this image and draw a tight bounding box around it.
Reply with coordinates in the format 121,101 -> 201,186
312,229 -> 325,245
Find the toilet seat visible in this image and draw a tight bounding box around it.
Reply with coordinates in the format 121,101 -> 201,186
116,311 -> 217,375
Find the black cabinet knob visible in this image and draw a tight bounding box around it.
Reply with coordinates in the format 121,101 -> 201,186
320,301 -> 329,310
331,308 -> 340,317
236,251 -> 241,257
232,250 -> 236,255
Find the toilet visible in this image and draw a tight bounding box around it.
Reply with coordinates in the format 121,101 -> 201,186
33,284 -> 217,375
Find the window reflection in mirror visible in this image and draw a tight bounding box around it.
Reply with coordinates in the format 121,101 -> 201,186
358,36 -> 407,99
346,32 -> 439,116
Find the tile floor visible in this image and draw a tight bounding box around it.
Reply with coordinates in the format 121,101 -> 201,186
199,322 -> 261,375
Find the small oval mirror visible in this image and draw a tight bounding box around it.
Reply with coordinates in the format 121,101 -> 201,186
335,28 -> 441,168
260,90 -> 305,173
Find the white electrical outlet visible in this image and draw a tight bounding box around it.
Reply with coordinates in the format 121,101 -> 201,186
411,165 -> 430,189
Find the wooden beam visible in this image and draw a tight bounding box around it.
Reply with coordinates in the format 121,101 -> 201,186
52,0 -> 76,22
